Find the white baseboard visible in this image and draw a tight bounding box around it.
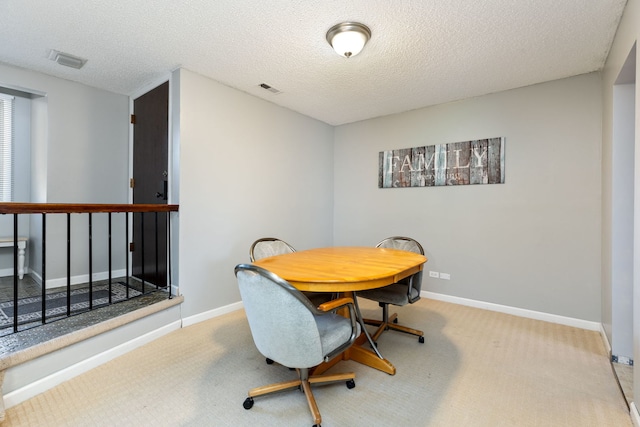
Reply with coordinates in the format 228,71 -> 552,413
423,291 -> 602,331
4,320 -> 182,410
28,269 -> 128,289
631,402 -> 640,427
2,291 -> 613,412
0,267 -> 29,277
170,284 -> 179,297
2,296 -> 239,410
182,301 -> 243,327
599,323 -> 612,357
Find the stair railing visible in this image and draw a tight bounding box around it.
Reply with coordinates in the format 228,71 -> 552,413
0,203 -> 179,334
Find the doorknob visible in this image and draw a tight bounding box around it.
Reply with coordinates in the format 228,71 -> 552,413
156,180 -> 168,200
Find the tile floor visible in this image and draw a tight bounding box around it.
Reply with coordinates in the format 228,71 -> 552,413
0,274 -> 156,301
0,274 -> 41,301
0,274 -> 169,352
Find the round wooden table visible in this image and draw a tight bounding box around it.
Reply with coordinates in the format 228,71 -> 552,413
253,246 -> 427,375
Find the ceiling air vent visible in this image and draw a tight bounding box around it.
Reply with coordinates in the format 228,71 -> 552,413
259,83 -> 281,94
47,49 -> 87,69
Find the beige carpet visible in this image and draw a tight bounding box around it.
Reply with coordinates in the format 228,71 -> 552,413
3,298 -> 632,426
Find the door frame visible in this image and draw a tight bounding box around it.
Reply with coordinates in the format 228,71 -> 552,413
128,73 -> 179,295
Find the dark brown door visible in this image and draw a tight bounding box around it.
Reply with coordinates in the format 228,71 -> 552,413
132,81 -> 169,288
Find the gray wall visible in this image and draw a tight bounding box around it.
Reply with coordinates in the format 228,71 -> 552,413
0,64 -> 182,402
3,3 -> 639,406
0,63 -> 130,282
602,0 -> 640,408
612,82 -> 634,359
176,69 -> 334,318
333,73 -> 602,322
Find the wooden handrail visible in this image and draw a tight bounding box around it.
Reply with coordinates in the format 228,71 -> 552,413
0,203 -> 179,214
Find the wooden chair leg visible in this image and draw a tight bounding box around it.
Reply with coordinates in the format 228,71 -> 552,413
387,322 -> 424,337
246,368 -> 355,426
301,379 -> 322,426
308,372 -> 355,385
363,304 -> 424,341
248,379 -> 301,398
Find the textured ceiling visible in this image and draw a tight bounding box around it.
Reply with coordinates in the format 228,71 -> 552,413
0,0 -> 628,126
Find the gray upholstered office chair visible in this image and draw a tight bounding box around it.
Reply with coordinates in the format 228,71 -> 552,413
250,237 -> 332,307
357,236 -> 425,344
249,237 -> 296,261
235,264 -> 359,427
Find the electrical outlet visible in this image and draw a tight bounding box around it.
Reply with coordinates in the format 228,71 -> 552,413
614,355 -> 633,365
429,271 -> 439,278
440,273 -> 451,280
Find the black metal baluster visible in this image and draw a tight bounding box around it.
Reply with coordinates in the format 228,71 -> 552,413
154,212 -> 159,290
125,212 -> 130,299
88,213 -> 93,310
167,211 -> 172,298
13,214 -> 18,332
108,212 -> 112,304
140,212 -> 145,294
41,214 -> 46,324
66,213 -> 71,316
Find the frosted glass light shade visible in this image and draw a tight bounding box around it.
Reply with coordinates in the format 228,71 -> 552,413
326,22 -> 371,58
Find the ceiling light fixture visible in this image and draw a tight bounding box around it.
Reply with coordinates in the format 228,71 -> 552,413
47,49 -> 87,69
326,22 -> 371,58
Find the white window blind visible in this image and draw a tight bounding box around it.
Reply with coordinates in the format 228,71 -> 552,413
0,93 -> 14,202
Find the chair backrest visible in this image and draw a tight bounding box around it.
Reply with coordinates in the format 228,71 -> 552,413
375,236 -> 424,255
249,237 -> 296,262
376,236 -> 424,303
235,264 -> 328,368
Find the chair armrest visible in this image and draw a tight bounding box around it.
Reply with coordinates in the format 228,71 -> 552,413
317,297 -> 354,312
316,297 -> 360,362
406,270 -> 423,304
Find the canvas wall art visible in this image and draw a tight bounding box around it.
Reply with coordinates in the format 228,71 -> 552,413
378,137 -> 505,188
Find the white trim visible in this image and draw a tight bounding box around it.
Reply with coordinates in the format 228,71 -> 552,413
181,301 -> 243,327
0,267 -> 28,277
631,402 -> 640,427
600,323 -> 612,356
28,269 -> 128,289
423,291 -> 602,331
170,284 -> 179,297
3,320 -> 181,409
0,82 -> 46,98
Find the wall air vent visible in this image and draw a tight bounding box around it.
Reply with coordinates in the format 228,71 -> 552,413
259,83 -> 281,94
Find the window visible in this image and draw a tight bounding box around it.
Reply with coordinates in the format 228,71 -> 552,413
0,93 -> 14,202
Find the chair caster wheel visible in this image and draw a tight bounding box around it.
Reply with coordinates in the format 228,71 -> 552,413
265,358 -> 274,364
418,336 -> 425,344
243,397 -> 254,410
346,379 -> 356,389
